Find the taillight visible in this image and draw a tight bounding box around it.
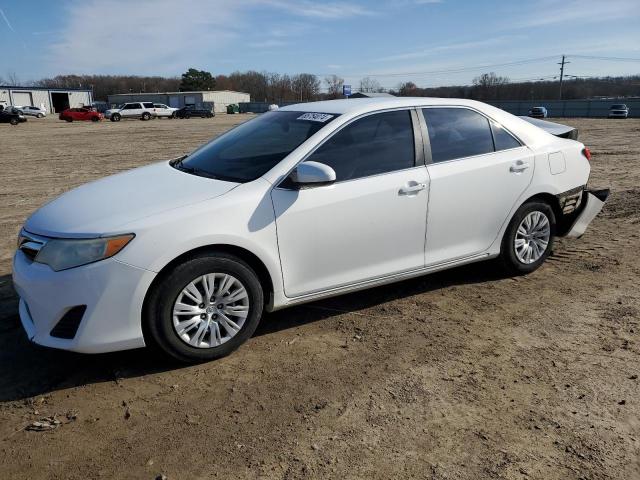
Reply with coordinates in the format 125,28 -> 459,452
582,147 -> 591,162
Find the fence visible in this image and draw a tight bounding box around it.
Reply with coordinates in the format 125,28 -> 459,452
487,98 -> 640,118
239,98 -> 640,117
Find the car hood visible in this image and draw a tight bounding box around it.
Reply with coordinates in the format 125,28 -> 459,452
25,161 -> 239,237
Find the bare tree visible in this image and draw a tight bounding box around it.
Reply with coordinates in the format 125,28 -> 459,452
6,72 -> 20,85
359,77 -> 382,93
472,72 -> 509,87
397,81 -> 418,96
324,74 -> 344,99
292,73 -> 321,102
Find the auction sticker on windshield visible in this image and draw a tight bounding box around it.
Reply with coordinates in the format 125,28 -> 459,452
297,113 -> 334,122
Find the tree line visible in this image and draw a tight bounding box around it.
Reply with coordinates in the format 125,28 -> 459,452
7,68 -> 639,103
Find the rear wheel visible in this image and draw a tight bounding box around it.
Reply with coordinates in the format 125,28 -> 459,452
206,112 -> 213,118
184,113 -> 191,119
91,116 -> 100,122
9,117 -> 19,125
65,117 -> 73,122
500,201 -> 555,274
37,113 -> 44,118
111,113 -> 121,122
145,253 -> 264,363
142,112 -> 151,121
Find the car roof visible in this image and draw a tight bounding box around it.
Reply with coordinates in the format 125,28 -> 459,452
279,97 -> 504,115
280,97 -> 563,149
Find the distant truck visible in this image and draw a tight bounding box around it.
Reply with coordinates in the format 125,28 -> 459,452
608,104 -> 629,119
528,106 -> 548,119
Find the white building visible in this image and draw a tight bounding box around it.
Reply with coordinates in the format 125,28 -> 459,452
0,85 -> 93,113
107,90 -> 250,113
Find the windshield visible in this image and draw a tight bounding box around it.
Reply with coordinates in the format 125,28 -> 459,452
176,111 -> 339,182
611,104 -> 627,109
532,107 -> 545,111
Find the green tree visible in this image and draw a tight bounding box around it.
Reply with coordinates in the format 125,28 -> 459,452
179,68 -> 216,91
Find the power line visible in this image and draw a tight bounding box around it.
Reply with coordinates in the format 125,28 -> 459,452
568,54 -> 640,63
315,55 -> 559,78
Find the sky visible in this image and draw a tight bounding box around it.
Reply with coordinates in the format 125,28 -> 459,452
1,0 -> 639,90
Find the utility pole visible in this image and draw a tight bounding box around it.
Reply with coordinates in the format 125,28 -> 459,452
558,55 -> 570,100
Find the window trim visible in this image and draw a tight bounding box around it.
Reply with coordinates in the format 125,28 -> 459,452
275,106 -> 425,190
418,106 -> 525,166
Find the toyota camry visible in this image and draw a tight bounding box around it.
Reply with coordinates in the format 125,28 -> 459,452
13,98 -> 609,362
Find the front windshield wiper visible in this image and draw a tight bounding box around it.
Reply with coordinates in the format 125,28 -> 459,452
171,156 -> 244,183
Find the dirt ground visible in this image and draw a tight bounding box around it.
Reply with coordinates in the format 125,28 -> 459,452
0,115 -> 638,480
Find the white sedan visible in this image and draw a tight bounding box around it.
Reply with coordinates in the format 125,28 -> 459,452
13,98 -> 608,362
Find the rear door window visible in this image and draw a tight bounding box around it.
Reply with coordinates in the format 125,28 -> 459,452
422,108 -> 494,163
306,109 -> 415,181
143,102 -> 154,109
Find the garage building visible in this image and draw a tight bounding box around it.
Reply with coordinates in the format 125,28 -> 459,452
107,90 -> 250,113
0,85 -> 93,113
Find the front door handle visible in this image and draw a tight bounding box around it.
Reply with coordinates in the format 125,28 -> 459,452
510,161 -> 530,173
398,183 -> 427,195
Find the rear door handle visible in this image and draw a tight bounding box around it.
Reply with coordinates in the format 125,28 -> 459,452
510,161 -> 530,173
398,183 -> 427,195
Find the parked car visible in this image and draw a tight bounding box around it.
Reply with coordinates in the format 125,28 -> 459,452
14,105 -> 47,118
13,98 -> 609,362
105,102 -> 156,121
0,107 -> 27,125
59,107 -> 104,122
528,106 -> 548,118
608,104 -> 629,119
153,103 -> 178,118
175,105 -> 214,119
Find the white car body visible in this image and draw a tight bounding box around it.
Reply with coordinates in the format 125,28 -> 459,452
13,97 -> 607,355
153,103 -> 178,118
14,105 -> 47,118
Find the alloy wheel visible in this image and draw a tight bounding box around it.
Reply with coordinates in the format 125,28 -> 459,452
514,211 -> 551,264
172,273 -> 250,348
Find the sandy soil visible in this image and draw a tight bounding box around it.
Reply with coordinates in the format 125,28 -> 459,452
0,116 -> 638,480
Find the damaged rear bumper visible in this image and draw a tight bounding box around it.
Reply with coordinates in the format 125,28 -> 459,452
564,189 -> 610,238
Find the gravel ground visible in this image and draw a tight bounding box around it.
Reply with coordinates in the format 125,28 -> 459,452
0,115 -> 638,480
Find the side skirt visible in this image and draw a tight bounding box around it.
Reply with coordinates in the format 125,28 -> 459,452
270,252 -> 495,311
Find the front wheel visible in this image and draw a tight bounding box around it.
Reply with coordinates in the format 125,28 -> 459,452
10,117 -> 19,125
37,113 -> 44,118
145,253 -> 264,363
111,113 -> 121,122
500,201 -> 556,275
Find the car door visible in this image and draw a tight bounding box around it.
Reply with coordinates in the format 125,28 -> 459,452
271,109 -> 429,298
122,103 -> 140,118
420,107 -> 534,266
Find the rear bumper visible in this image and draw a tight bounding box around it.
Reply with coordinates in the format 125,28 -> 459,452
565,189 -> 610,238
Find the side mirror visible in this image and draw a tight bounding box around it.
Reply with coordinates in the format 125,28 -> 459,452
289,161 -> 336,186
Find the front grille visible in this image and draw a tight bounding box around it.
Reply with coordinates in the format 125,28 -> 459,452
50,306 -> 86,339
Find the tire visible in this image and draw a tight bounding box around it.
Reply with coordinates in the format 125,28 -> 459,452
91,116 -> 100,122
10,117 -> 18,125
142,112 -> 151,121
145,253 -> 264,363
500,201 -> 556,275
65,117 -> 73,122
184,113 -> 191,119
206,112 -> 213,118
37,113 -> 44,118
111,113 -> 121,122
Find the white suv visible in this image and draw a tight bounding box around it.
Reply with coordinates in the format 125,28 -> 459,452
153,103 -> 178,118
105,102 -> 156,121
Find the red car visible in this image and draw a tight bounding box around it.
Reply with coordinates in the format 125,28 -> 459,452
59,107 -> 104,122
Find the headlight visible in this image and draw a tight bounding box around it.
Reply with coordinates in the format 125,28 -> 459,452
35,234 -> 134,271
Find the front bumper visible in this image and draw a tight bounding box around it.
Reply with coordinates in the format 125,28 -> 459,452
12,250 -> 156,353
565,189 -> 610,238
